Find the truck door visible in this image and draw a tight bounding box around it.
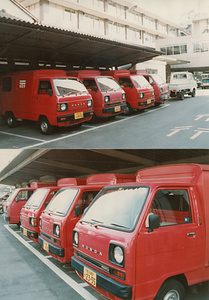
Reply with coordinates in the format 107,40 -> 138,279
135,188 -> 205,299
34,80 -> 54,119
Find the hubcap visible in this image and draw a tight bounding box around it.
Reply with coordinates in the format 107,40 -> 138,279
164,290 -> 180,300
41,121 -> 48,132
7,117 -> 13,126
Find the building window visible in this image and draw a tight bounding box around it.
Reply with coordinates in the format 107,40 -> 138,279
193,42 -> 209,53
160,44 -> 187,55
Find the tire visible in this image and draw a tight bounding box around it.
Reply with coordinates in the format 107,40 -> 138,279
124,103 -> 133,115
191,88 -> 196,97
154,279 -> 185,300
5,112 -> 17,128
178,91 -> 184,100
39,117 -> 53,135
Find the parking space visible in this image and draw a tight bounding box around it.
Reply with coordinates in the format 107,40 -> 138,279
0,215 -> 107,300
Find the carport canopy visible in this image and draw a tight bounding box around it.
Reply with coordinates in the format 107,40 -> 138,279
0,15 -> 161,74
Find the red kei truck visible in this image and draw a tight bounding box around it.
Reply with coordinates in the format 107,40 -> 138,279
3,182 -> 54,225
133,71 -> 169,105
20,178 -> 85,243
72,164 -> 209,300
39,173 -> 135,263
0,69 -> 93,134
102,70 -> 155,114
67,70 -> 126,121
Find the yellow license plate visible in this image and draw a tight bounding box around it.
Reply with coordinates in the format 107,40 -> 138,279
23,228 -> 27,237
147,99 -> 151,104
83,266 -> 97,287
43,240 -> 49,252
74,112 -> 84,120
114,106 -> 121,112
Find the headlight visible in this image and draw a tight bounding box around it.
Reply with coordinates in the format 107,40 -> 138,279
87,99 -> 92,107
53,224 -> 60,237
104,95 -> 110,103
30,217 -> 38,227
122,93 -> 126,100
160,88 -> 163,93
57,103 -> 68,112
109,244 -> 125,267
138,92 -> 144,99
114,246 -> 124,264
39,217 -> 42,229
73,230 -> 79,247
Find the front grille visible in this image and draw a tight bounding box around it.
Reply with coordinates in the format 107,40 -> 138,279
105,101 -> 124,107
40,230 -> 56,243
77,250 -> 110,274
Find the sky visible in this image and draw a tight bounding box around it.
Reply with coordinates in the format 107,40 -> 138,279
130,0 -> 209,25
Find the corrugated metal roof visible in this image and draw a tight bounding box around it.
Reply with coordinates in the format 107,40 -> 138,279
0,15 -> 161,73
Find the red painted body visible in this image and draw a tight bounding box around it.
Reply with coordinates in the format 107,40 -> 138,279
0,69 -> 93,130
72,164 -> 209,300
67,70 -> 126,119
39,173 -> 135,263
133,70 -> 169,105
102,70 -> 155,112
20,178 -> 85,243
3,182 -> 53,225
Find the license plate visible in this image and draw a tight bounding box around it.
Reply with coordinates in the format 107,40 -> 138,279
114,106 -> 121,112
43,240 -> 49,252
74,112 -> 84,120
83,266 -> 97,287
147,99 -> 151,104
23,228 -> 27,237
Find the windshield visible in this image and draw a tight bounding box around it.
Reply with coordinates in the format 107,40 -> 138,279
152,74 -> 165,85
82,186 -> 149,231
44,188 -> 78,216
96,77 -> 123,92
25,189 -> 48,209
131,75 -> 151,89
53,78 -> 88,96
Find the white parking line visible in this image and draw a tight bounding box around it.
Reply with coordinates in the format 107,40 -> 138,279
0,131 -> 45,142
4,225 -> 97,300
22,104 -> 170,149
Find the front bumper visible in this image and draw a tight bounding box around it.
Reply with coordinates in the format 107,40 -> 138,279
57,110 -> 94,123
71,256 -> 132,300
159,93 -> 169,101
138,98 -> 155,107
103,104 -> 127,114
20,225 -> 38,239
39,235 -> 65,257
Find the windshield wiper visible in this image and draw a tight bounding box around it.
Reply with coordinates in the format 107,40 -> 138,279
91,218 -> 103,224
110,222 -> 129,229
55,210 -> 65,215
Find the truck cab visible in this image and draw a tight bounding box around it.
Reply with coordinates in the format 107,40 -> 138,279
67,70 -> 126,121
39,173 -> 135,263
102,70 -> 155,114
0,69 -> 93,134
135,71 -> 169,105
72,164 -> 209,300
169,72 -> 197,100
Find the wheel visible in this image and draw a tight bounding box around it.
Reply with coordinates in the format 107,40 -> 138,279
178,91 -> 184,100
170,92 -> 175,98
191,88 -> 196,97
39,117 -> 53,135
154,279 -> 185,300
5,112 -> 17,128
124,103 -> 133,115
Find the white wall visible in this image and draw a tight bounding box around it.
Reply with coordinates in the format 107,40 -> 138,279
1,0 -> 34,22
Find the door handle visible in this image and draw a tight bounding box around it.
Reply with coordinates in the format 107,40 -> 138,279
35,97 -> 39,100
187,232 -> 195,237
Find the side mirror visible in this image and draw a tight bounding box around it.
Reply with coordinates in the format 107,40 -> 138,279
151,82 -> 155,86
15,198 -> 19,202
148,214 -> 160,232
48,89 -> 53,96
94,86 -> 98,92
45,201 -> 49,208
74,205 -> 81,217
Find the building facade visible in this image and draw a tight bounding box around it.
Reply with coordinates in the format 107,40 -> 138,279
19,0 -> 181,49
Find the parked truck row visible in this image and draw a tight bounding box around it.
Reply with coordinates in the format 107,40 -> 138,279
0,69 -> 175,134
2,163 -> 209,300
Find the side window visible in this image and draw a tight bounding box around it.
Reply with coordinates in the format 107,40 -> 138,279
2,77 -> 12,92
147,189 -> 192,227
81,190 -> 100,213
16,190 -> 31,201
118,77 -> 133,88
83,79 -> 97,92
38,80 -> 52,95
